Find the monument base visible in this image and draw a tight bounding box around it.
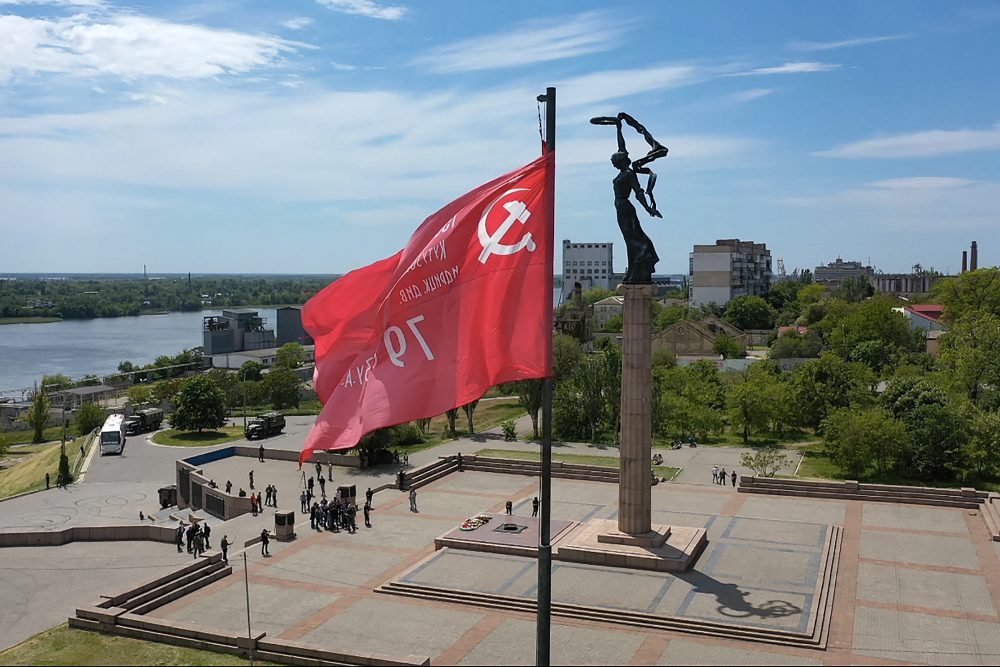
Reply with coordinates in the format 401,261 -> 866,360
556,519 -> 706,573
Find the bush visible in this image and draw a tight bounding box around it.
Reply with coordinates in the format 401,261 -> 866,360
391,423 -> 424,447
501,419 -> 517,441
75,402 -> 105,436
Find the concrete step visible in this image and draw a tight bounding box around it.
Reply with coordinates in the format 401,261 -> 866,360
739,486 -> 980,509
122,561 -> 227,611
982,501 -> 1000,541
130,565 -> 232,615
377,581 -> 830,648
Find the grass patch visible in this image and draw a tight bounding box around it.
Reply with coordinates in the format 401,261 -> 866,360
152,425 -> 245,447
0,443 -> 61,499
0,623 -> 275,666
0,316 -> 63,325
474,448 -> 681,480
402,399 -> 527,452
0,426 -> 72,449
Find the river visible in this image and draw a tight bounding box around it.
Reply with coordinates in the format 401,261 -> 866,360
1,287 -> 565,395
0,309 -> 277,395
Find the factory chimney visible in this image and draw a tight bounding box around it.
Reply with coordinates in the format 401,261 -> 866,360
971,241 -> 978,271
962,251 -> 968,273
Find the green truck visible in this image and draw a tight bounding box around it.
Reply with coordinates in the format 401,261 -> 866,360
245,411 -> 286,440
124,408 -> 164,435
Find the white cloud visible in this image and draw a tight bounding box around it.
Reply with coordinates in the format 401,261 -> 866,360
0,12 -> 306,84
0,0 -> 105,6
315,0 -> 405,21
817,123 -> 1000,158
735,61 -> 840,76
865,177 -> 977,189
789,34 -> 908,51
281,17 -> 314,30
727,88 -> 774,103
414,11 -> 627,73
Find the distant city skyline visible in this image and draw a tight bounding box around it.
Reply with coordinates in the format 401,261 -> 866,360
1,1 -> 997,275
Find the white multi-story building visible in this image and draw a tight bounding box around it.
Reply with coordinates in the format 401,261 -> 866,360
561,240 -> 614,303
689,239 -> 772,308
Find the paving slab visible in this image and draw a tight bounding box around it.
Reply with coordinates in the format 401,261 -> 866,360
434,471 -> 539,496
258,542 -> 406,588
736,495 -> 845,525
299,597 -> 483,661
457,618 -> 645,666
862,504 -> 970,534
853,606 -> 1000,665
656,638 -> 824,665
860,530 -> 981,570
856,562 -> 996,616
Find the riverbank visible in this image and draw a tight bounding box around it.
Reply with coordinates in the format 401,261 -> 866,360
0,317 -> 62,325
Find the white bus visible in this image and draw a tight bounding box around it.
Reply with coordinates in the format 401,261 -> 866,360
99,414 -> 127,455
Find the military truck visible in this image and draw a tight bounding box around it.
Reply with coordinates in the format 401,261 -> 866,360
245,411 -> 286,440
124,408 -> 164,435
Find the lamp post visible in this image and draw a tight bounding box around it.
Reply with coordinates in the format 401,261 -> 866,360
239,369 -> 248,432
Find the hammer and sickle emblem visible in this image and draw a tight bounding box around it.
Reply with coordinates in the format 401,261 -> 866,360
477,187 -> 536,264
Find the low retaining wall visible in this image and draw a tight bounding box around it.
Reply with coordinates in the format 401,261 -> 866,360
738,475 -> 991,508
0,523 -> 175,548
177,446 -> 360,520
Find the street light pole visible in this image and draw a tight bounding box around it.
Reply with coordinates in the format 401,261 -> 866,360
243,551 -> 254,666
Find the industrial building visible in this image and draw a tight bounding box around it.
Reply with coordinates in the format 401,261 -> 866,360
689,239 -> 772,307
202,309 -> 275,356
561,240 -> 614,302
276,306 -> 313,346
814,258 -> 874,290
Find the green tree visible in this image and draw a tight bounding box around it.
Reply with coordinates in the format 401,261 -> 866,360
275,342 -> 305,370
264,367 -> 302,410
966,410 -> 1000,480
740,448 -> 789,477
40,374 -> 73,391
170,375 -> 226,432
56,443 -> 73,487
514,379 -> 543,439
835,275 -> 875,303
27,386 -> 50,443
445,408 -> 460,434
600,344 -> 622,444
788,353 -> 874,429
902,402 -> 969,480
552,333 -> 584,381
601,314 -> 623,332
770,331 -> 822,359
714,334 -> 743,359
797,283 -> 825,305
462,399 -> 480,434
932,268 -> 1000,322
880,376 -> 949,419
75,402 -> 105,436
937,312 -> 1000,405
727,364 -> 779,444
724,296 -> 776,330
151,379 -> 182,405
239,360 -> 264,382
126,384 -> 153,407
823,407 -> 906,477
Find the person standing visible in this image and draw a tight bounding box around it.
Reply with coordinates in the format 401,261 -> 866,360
45,472 -> 50,490
185,523 -> 196,553
398,471 -> 406,491
532,497 -> 540,518
307,476 -> 315,496
202,522 -> 211,549
318,476 -> 326,498
272,485 -> 277,507
731,470 -> 737,488
249,470 -> 255,490
260,529 -> 270,557
264,485 -> 271,507
225,480 -> 232,494
220,535 -> 231,563
718,468 -> 727,485
327,462 -> 333,482
192,529 -> 204,559
175,524 -> 185,553
505,501 -> 513,516
457,452 -> 463,472
300,490 -> 308,514
409,487 -> 418,512
363,501 -> 372,528
315,462 -> 322,481
258,444 -> 265,463
712,465 -> 719,485
251,493 -> 258,516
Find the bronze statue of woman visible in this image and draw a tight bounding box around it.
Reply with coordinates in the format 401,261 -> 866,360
590,113 -> 668,284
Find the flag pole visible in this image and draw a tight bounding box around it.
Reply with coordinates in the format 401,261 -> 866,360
535,85 -> 555,667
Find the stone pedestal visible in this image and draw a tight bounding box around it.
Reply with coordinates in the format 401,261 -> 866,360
618,283 -> 653,535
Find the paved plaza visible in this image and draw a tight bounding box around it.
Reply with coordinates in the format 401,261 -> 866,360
2,415 -> 999,665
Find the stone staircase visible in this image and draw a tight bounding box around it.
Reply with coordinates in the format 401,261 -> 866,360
981,494 -> 1000,542
462,456 -> 619,484
739,476 -> 990,509
378,526 -> 842,650
89,552 -> 231,615
403,456 -> 459,490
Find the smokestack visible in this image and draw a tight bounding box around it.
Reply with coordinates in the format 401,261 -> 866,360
962,251 -> 968,273
971,241 -> 978,271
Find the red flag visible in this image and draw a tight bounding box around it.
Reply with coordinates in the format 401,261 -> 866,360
301,152 -> 554,462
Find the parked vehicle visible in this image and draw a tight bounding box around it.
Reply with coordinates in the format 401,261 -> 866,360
100,414 -> 126,455
245,411 -> 286,440
124,408 -> 164,435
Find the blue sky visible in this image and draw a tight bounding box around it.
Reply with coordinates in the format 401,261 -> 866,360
1,1 -> 998,276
